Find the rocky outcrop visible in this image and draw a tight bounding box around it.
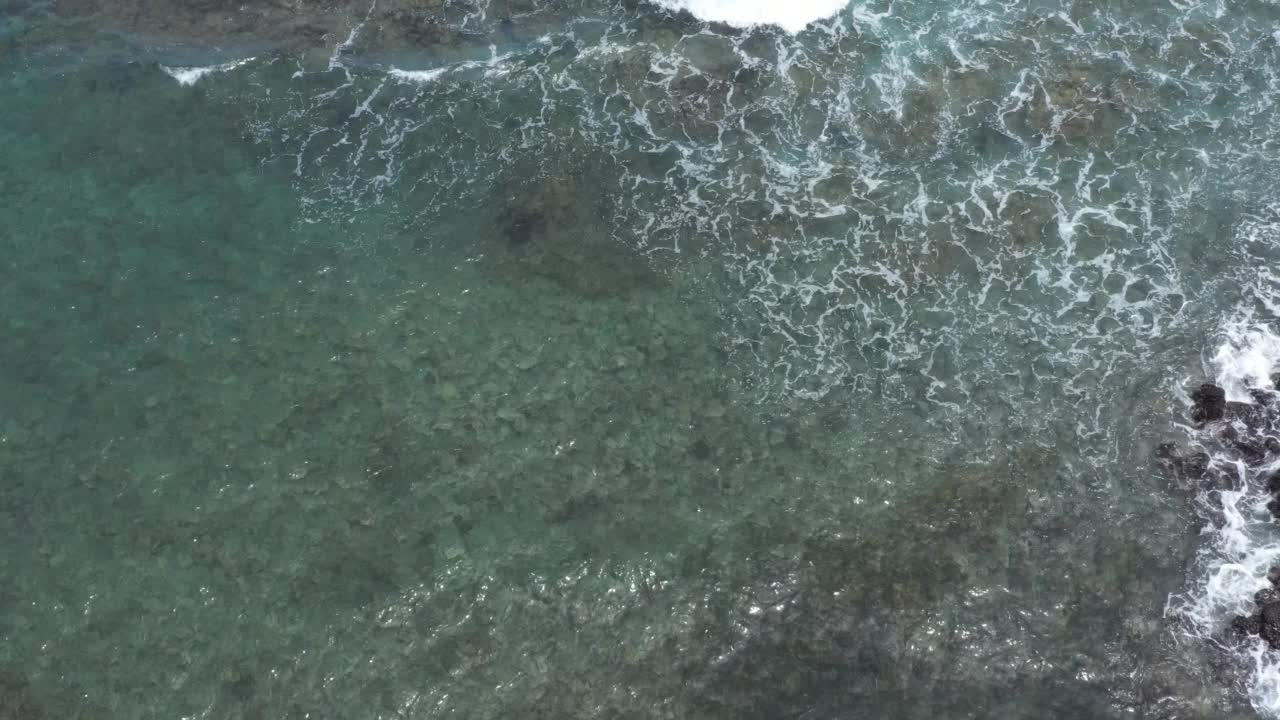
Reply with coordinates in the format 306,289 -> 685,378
1231,567 -> 1280,649
1169,376 -> 1280,649
1189,383 -> 1226,424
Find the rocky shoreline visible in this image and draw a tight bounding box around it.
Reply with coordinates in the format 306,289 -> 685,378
1162,377 -> 1280,653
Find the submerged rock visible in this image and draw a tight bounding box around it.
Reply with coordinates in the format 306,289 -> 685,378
487,145 -> 662,299
1153,442 -> 1215,493
1216,424 -> 1270,465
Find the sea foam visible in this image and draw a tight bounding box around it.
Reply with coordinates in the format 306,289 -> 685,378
388,67 -> 448,83
647,0 -> 851,32
161,58 -> 255,86
1209,325 -> 1280,403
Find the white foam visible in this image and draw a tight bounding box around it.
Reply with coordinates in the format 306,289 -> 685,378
1252,637 -> 1280,717
1185,486 -> 1280,624
1208,324 -> 1280,402
161,57 -> 255,86
388,47 -> 517,84
388,67 -> 448,83
646,0 -> 851,32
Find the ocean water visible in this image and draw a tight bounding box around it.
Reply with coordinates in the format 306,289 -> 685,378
3,0 -> 1280,717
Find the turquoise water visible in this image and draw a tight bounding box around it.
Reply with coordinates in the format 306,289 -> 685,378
3,0 -> 1280,717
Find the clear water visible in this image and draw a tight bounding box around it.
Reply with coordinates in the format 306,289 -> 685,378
3,0 -> 1280,717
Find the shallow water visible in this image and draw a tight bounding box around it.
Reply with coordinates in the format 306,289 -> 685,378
2,0 -> 1280,717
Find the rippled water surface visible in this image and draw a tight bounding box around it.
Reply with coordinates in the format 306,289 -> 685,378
3,0 -> 1280,717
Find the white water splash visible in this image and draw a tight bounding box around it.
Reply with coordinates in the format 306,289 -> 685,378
1209,325 -> 1280,404
646,0 -> 851,32
161,57 -> 255,86
1183,481 -> 1280,623
388,67 -> 448,83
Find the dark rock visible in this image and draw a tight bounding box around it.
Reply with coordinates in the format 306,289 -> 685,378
1232,613 -> 1261,638
1202,505 -> 1227,529
487,149 -> 661,300
1154,443 -> 1215,492
499,209 -> 545,246
1183,375 -> 1280,650
1272,372 -> 1280,390
1200,468 -> 1238,492
1190,383 -> 1226,424
1225,401 -> 1266,428
1217,424 -> 1268,465
1182,450 -> 1211,479
1256,587 -> 1280,606
1230,567 -> 1280,649
1261,602 -> 1280,646
1154,441 -> 1179,461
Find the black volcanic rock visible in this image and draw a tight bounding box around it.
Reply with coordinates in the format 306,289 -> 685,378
1265,474 -> 1280,521
1231,569 -> 1280,649
1262,602 -> 1280,647
1190,383 -> 1226,424
1233,568 -> 1280,648
1218,424 -> 1269,465
1232,613 -> 1261,638
1154,442 -> 1216,492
